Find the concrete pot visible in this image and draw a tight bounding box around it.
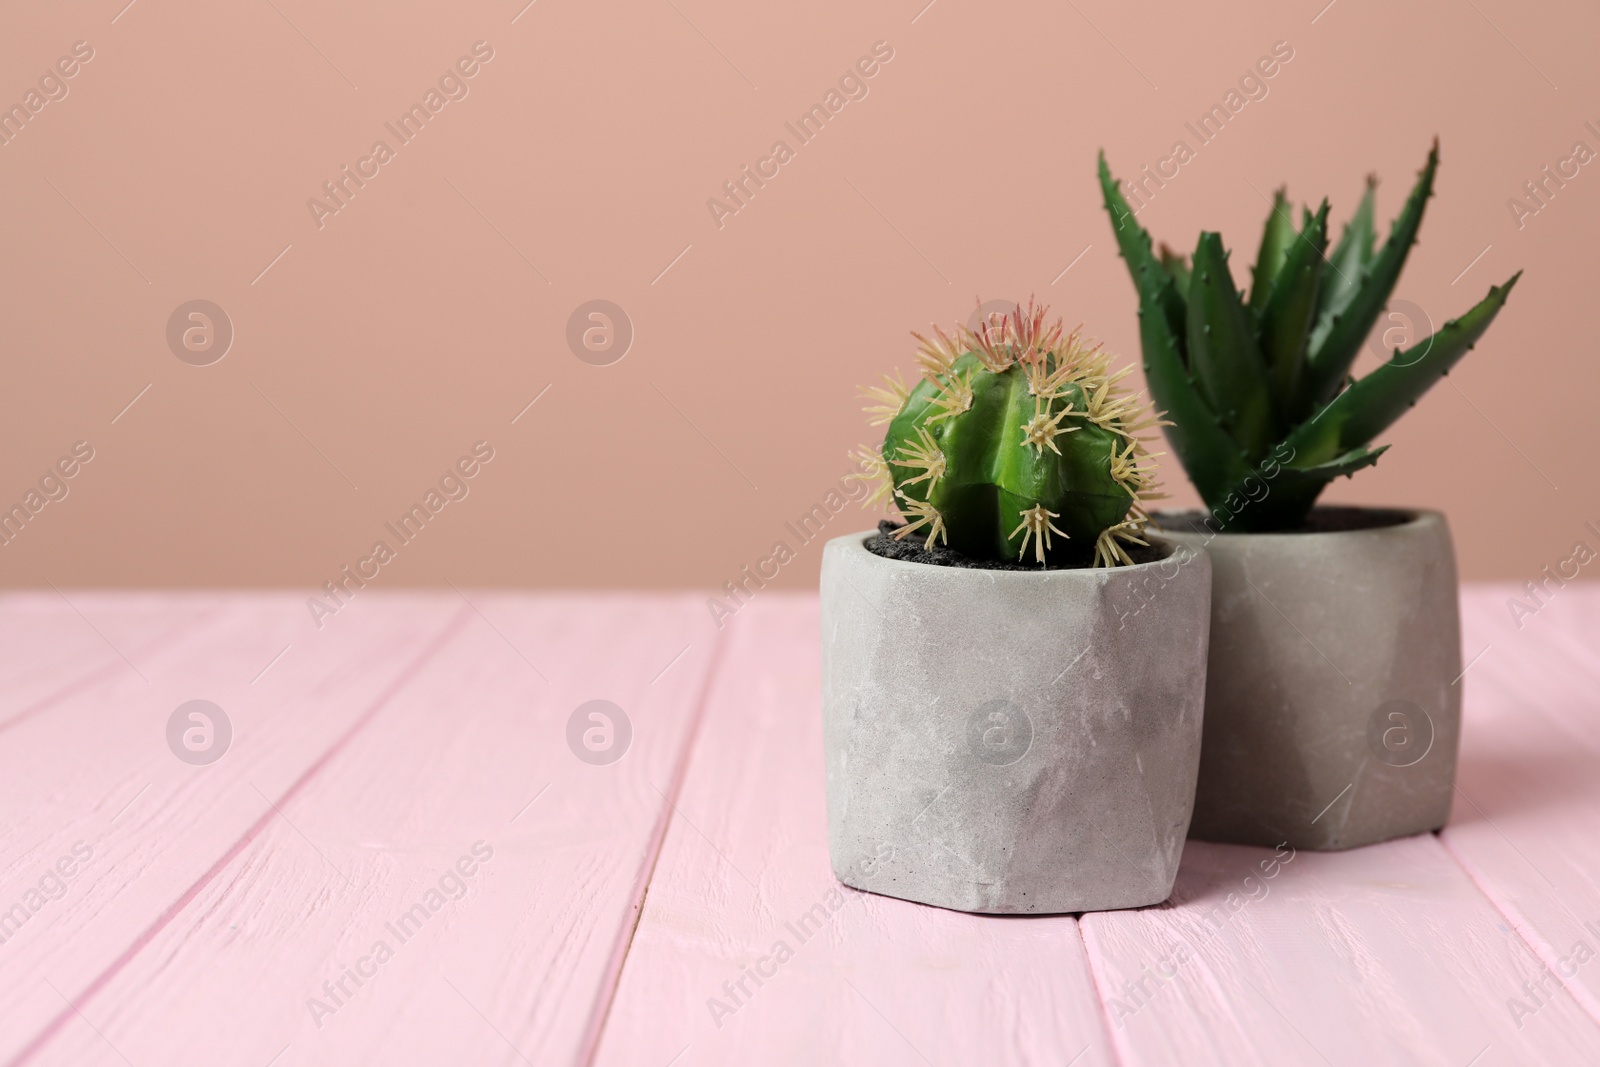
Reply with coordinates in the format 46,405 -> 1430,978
1155,507 -> 1462,851
818,531 -> 1211,914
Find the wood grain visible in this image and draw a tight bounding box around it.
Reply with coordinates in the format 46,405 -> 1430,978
1080,832 -> 1600,1066
14,594 -> 720,1067
1,594 -> 463,1064
0,592 -> 217,734
1441,585 -> 1600,1035
4,588 -> 1600,1066
595,596 -> 1117,1067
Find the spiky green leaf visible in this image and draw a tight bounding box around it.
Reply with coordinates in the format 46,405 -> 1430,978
1316,176 -> 1377,324
1097,154 -> 1187,348
1159,243 -> 1191,301
1216,445 -> 1390,530
1137,276 -> 1254,507
1280,444 -> 1389,482
1299,142 -> 1439,413
1187,232 -> 1276,458
1249,188 -> 1294,312
1284,272 -> 1520,465
1099,154 -> 1252,507
1257,201 -> 1328,414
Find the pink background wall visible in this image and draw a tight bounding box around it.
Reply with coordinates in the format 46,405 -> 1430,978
1,0 -> 1594,594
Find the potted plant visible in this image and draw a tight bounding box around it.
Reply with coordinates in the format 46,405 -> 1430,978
1097,142 -> 1520,849
819,301 -> 1212,913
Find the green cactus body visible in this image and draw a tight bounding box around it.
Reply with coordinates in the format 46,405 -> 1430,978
1098,141 -> 1521,531
854,304 -> 1159,568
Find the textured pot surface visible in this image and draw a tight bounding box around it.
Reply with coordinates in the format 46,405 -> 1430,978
1156,507 -> 1461,851
819,531 -> 1211,914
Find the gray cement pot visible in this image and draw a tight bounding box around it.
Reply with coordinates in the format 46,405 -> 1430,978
1155,507 -> 1461,851
818,531 -> 1211,914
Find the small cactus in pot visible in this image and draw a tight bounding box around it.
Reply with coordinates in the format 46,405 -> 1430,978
821,302 -> 1213,913
853,301 -> 1163,567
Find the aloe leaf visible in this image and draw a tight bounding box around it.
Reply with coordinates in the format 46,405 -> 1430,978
1285,272 -> 1520,465
1317,175 -> 1377,324
1249,188 -> 1293,312
1280,444 -> 1389,482
1217,444 -> 1389,530
1187,232 -> 1276,458
1142,274 -> 1255,509
1159,243 -> 1191,301
1299,142 -> 1439,412
1099,154 -> 1251,507
1098,153 -> 1186,347
1257,201 -> 1328,414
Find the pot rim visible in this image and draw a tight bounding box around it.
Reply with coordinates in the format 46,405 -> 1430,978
828,528 -> 1192,581
1149,505 -> 1443,541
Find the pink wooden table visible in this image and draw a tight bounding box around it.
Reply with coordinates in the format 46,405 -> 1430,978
1,586 -> 1597,1066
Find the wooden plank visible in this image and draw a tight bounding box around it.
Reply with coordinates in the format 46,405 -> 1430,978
16,594 -> 719,1067
12,586 -> 1600,1065
0,592 -> 216,733
0,593 -> 464,1065
1440,585 -> 1600,1032
594,596 -> 1117,1067
1079,832 -> 1600,1066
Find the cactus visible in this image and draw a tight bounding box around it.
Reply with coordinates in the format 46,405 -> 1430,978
852,301 -> 1162,567
1098,140 -> 1521,530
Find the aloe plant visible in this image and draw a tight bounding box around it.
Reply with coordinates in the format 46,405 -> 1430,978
852,301 -> 1162,567
1098,141 -> 1520,530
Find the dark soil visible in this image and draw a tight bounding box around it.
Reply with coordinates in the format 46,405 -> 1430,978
864,520 -> 1168,570
1150,506 -> 1414,536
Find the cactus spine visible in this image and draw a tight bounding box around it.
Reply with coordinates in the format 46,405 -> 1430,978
854,301 -> 1162,567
